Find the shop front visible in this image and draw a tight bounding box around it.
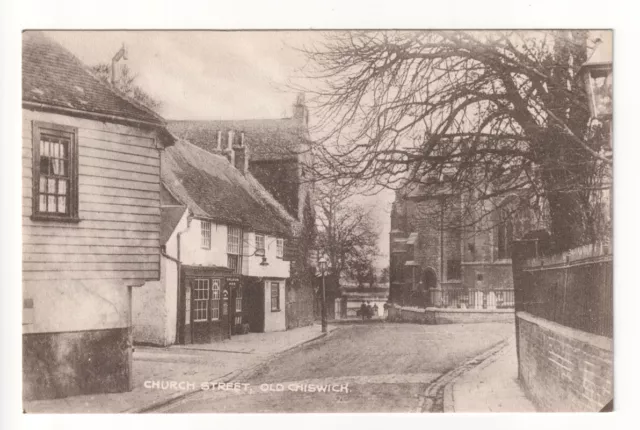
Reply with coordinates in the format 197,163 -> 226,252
178,265 -> 244,344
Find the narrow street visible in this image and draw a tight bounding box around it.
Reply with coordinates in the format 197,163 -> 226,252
152,322 -> 514,413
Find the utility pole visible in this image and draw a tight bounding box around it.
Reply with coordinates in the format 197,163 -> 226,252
319,255 -> 328,333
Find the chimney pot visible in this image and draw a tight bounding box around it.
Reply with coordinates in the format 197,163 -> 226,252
227,130 -> 234,150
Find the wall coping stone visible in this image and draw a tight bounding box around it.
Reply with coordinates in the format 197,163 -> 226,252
461,260 -> 512,266
517,311 -> 613,352
394,305 -> 514,314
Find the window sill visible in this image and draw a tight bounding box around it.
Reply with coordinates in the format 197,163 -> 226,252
30,214 -> 81,223
271,309 -> 281,313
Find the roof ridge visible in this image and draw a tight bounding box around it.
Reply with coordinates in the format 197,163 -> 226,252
168,117 -> 294,123
180,138 -> 231,163
164,139 -> 294,236
24,31 -> 165,126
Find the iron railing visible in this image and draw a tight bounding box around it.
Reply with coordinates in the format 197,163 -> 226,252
427,288 -> 515,309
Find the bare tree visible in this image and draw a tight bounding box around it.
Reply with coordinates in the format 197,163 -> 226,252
299,31 -> 612,252
315,182 -> 379,288
91,63 -> 162,111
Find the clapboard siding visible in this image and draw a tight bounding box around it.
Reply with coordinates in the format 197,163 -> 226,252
23,109 -> 163,281
24,253 -> 160,264
23,244 -> 160,255
25,195 -> 161,215
79,193 -> 160,208
24,225 -> 159,240
79,175 -> 160,192
22,200 -> 160,223
23,262 -> 160,272
23,270 -> 159,281
23,234 -> 159,248
24,195 -> 160,211
75,185 -> 159,201
79,156 -> 160,175
75,202 -> 160,216
82,137 -> 159,158
23,181 -> 160,201
80,146 -> 160,167
80,128 -> 157,149
23,216 -> 160,232
79,165 -> 160,184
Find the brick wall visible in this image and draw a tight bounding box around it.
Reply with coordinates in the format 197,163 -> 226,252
516,311 -> 613,412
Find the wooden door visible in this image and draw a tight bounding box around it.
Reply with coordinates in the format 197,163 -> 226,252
230,281 -> 244,334
246,279 -> 265,333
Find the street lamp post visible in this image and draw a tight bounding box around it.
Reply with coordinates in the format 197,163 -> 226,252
318,256 -> 328,333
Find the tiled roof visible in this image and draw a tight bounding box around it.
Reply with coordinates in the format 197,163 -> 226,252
23,31 -> 167,127
160,206 -> 186,245
161,139 -> 297,237
167,118 -> 310,162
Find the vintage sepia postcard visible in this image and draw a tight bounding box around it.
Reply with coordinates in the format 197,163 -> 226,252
19,29 -> 612,414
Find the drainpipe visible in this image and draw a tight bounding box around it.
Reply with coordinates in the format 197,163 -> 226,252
174,212 -> 192,344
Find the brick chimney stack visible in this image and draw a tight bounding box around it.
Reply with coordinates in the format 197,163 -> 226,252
233,143 -> 249,175
293,93 -> 308,126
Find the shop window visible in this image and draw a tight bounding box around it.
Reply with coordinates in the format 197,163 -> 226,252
193,279 -> 210,322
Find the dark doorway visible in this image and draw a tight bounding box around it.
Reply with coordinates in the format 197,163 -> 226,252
422,268 -> 437,290
245,279 -> 265,333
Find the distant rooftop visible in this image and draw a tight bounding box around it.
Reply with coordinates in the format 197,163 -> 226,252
168,117 -> 310,162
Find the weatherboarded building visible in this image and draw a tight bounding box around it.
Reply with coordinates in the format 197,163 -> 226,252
167,95 -> 316,329
132,139 -> 298,346
22,32 -> 174,400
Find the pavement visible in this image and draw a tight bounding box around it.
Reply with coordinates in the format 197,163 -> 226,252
445,336 -> 538,412
23,324 -> 335,414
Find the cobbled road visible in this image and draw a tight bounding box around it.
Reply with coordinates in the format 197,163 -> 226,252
153,322 -> 514,413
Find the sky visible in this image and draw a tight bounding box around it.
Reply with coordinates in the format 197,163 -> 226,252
45,31 -> 394,268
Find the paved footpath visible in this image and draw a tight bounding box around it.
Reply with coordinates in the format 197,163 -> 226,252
445,336 -> 538,412
24,324 -> 334,414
